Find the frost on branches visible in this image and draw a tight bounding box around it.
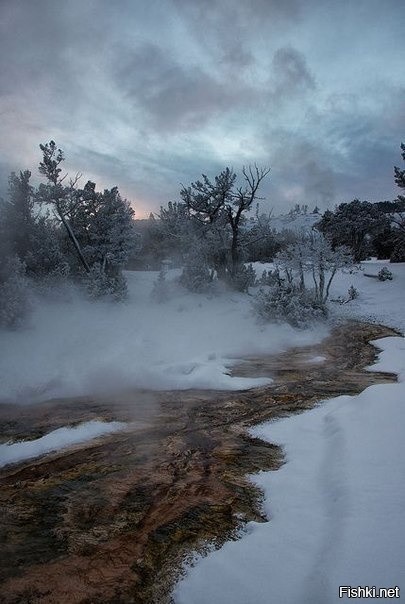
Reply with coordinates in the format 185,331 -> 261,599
254,233 -> 352,327
0,256 -> 30,328
36,141 -> 138,299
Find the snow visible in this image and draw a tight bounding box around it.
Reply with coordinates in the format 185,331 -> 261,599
252,259 -> 405,333
174,262 -> 405,604
269,212 -> 320,233
0,420 -> 126,468
1,260 -> 404,600
0,270 -> 326,403
174,335 -> 405,604
306,355 -> 326,363
330,261 -> 405,332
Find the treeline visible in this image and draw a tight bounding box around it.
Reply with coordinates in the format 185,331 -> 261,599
317,198 -> 405,262
131,143 -> 405,276
0,141 -> 138,326
1,141 -> 404,328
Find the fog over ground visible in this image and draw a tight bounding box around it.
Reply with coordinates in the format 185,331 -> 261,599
0,271 -> 326,404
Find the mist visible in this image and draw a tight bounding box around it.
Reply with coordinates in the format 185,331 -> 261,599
0,271 -> 326,404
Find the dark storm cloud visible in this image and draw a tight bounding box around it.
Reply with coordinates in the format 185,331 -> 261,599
259,82 -> 405,210
113,42 -> 315,133
171,0 -> 303,77
0,0 -> 404,215
0,1 -> 102,98
271,47 -> 316,99
257,129 -> 338,209
115,43 -> 253,131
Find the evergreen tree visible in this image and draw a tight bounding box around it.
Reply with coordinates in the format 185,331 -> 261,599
0,171 -> 34,263
394,143 -> 405,196
178,165 -> 269,286
316,200 -> 388,261
391,143 -> 405,261
70,181 -> 137,276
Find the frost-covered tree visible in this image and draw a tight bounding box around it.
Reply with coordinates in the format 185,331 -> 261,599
37,141 -> 90,273
391,143 -> 405,261
177,165 -> 269,287
179,247 -> 213,293
0,171 -> 35,263
25,215 -> 68,280
275,237 -> 309,291
157,201 -> 192,265
180,168 -> 235,279
394,143 -> 405,194
70,181 -> 137,276
253,233 -> 351,328
36,141 -> 138,298
244,212 -> 281,261
0,170 -> 67,284
0,255 -> 30,328
253,284 -> 326,328
271,232 -> 352,310
305,233 -> 352,305
225,165 -> 270,278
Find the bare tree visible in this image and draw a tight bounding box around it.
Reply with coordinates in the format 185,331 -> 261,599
226,165 -> 270,276
177,165 -> 270,282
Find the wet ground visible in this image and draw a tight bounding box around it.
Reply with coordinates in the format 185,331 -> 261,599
0,321 -> 399,603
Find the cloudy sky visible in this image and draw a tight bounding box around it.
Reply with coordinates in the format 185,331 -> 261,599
0,0 -> 404,217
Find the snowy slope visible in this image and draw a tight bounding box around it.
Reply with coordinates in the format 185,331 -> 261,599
330,260 -> 405,333
252,260 -> 405,333
269,212 -> 320,233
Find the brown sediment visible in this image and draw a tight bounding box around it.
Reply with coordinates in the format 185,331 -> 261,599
0,321 -> 399,603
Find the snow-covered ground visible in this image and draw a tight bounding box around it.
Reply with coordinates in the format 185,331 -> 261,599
0,271 -> 326,403
0,261 -> 404,599
175,264 -> 405,603
254,259 -> 405,333
0,420 -> 126,468
330,260 -> 405,333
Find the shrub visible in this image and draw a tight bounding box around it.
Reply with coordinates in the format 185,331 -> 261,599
83,264 -> 128,301
377,267 -> 393,281
347,285 -> 359,300
253,284 -> 327,328
179,255 -> 212,293
151,269 -> 170,303
260,268 -> 283,287
228,263 -> 257,292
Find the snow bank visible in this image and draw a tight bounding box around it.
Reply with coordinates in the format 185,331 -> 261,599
252,260 -> 405,333
0,420 -> 125,468
329,261 -> 405,333
0,271 -> 325,403
174,335 -> 405,603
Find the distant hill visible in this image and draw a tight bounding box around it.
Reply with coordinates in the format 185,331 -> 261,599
269,211 -> 321,233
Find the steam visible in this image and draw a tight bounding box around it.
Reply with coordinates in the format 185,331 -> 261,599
0,271 -> 326,404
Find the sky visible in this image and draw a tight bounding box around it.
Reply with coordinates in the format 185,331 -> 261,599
0,0 -> 404,217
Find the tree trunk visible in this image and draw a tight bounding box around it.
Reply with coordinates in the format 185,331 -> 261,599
57,205 -> 90,273
324,267 -> 337,304
318,263 -> 325,305
230,234 -> 239,276
298,262 -> 305,291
